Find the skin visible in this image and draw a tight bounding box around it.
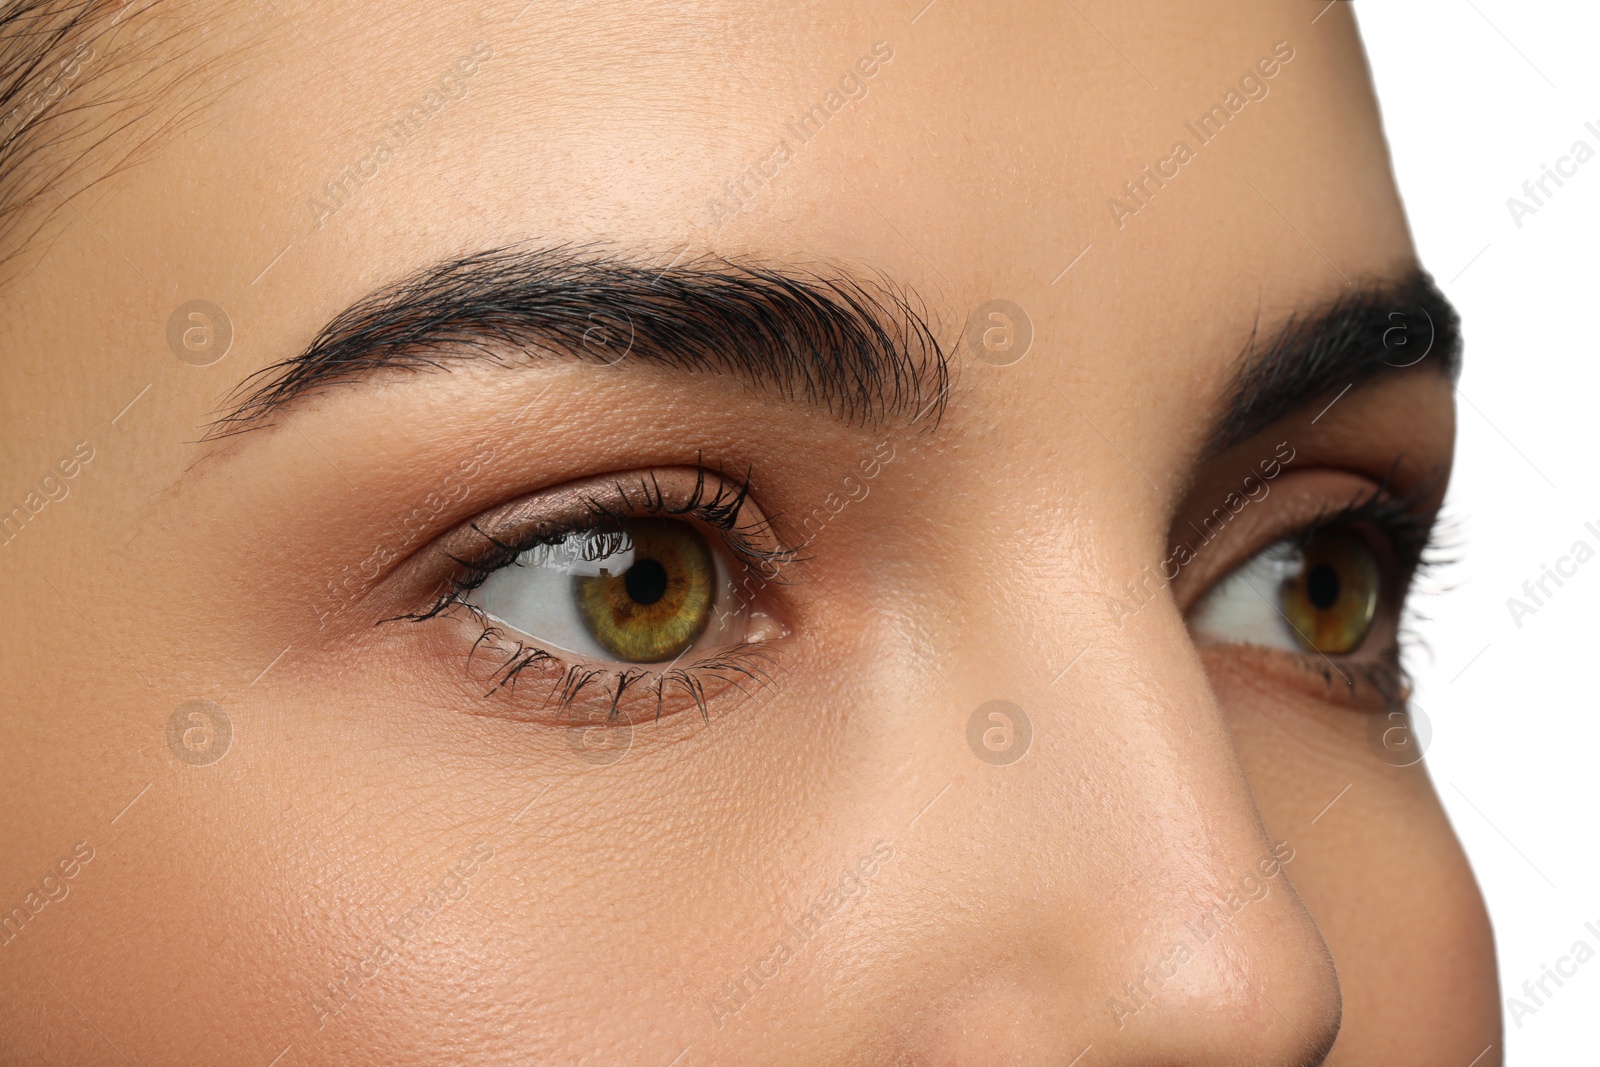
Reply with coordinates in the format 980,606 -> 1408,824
0,1 -> 1499,1064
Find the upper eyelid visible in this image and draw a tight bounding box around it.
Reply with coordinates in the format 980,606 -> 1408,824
431,466 -> 789,568
1282,491 -> 1447,607
1169,470 -> 1443,617
1256,500 -> 1438,589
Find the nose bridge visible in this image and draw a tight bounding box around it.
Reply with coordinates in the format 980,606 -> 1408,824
1041,624 -> 1299,919
936,594 -> 1343,1062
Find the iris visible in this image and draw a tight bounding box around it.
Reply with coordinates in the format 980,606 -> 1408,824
574,519 -> 716,662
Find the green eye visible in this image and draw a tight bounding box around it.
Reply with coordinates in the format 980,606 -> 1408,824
572,519 -> 716,662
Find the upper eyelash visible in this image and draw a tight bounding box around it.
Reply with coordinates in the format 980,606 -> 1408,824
398,457 -> 789,625
1294,463 -> 1447,583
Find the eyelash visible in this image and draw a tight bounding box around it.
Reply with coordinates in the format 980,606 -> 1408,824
1275,468 -> 1449,708
388,459 -> 791,722
386,453 -> 1448,721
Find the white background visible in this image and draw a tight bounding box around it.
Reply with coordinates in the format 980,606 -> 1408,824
1359,1 -> 1598,1058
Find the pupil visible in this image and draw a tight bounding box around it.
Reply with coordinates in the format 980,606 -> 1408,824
624,558 -> 669,606
1307,564 -> 1341,610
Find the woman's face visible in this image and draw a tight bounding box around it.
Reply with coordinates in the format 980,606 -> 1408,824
0,1 -> 1499,1063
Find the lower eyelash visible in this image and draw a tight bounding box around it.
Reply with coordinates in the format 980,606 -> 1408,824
1315,655 -> 1411,712
460,609 -> 777,723
1249,636 -> 1413,719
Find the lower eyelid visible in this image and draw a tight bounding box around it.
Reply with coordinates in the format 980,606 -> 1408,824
401,540 -> 786,726
424,604 -> 779,725
1199,641 -> 1409,715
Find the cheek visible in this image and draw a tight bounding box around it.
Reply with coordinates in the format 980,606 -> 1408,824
1204,648 -> 1501,1059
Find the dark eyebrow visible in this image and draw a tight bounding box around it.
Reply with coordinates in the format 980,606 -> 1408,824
208,244 -> 949,438
1206,268 -> 1461,456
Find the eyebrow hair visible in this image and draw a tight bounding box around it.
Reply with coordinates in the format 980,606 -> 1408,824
216,249 -> 1457,458
210,245 -> 950,438
1205,268 -> 1461,456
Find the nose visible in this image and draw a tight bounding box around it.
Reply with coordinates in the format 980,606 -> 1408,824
910,609 -> 1342,1065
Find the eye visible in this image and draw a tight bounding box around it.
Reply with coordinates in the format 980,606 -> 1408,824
469,517 -> 746,664
1189,524 -> 1383,656
388,464 -> 792,721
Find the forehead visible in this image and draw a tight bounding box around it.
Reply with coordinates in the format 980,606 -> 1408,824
25,0 -> 1413,459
